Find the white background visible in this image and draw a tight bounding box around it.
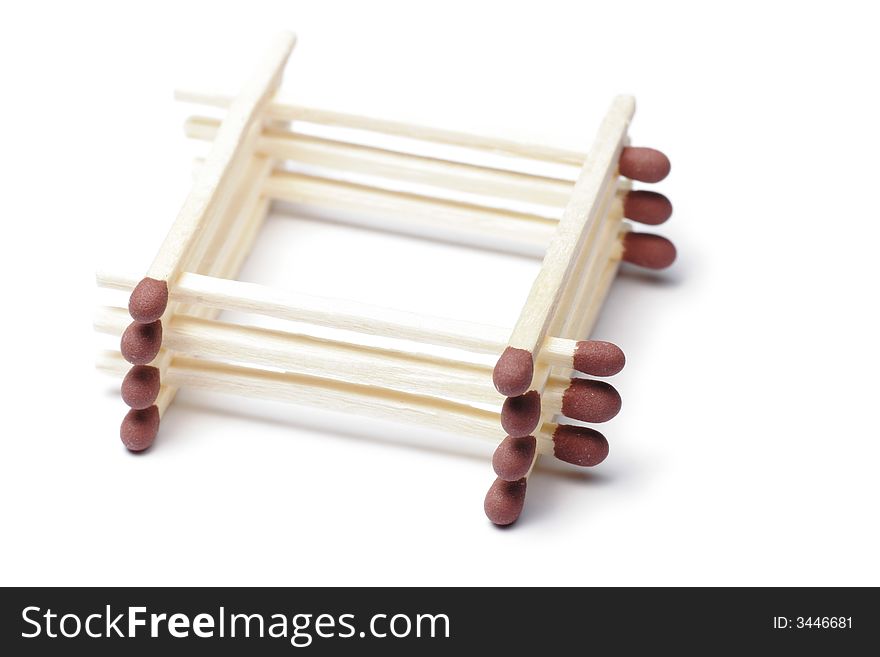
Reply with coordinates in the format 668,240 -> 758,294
1,0 -> 878,586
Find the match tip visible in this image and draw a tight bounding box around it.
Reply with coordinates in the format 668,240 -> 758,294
573,340 -> 625,377
493,347 -> 534,397
500,391 -> 542,437
624,190 -> 673,225
120,405 -> 160,452
552,425 -> 609,467
120,320 -> 163,365
493,435 -> 537,481
484,477 -> 528,526
622,232 -> 677,269
561,379 -> 621,423
128,277 -> 168,323
619,147 -> 671,183
121,365 -> 161,410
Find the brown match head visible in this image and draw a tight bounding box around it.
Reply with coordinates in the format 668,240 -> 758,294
120,405 -> 160,452
128,277 -> 168,323
493,347 -> 534,397
619,147 -> 671,183
492,435 -> 537,482
623,190 -> 673,225
121,365 -> 161,410
120,320 -> 163,365
561,379 -> 621,423
500,390 -> 542,437
552,425 -> 609,467
622,232 -> 677,269
573,340 -> 625,377
484,477 -> 528,526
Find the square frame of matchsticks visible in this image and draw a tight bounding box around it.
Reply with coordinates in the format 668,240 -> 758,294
96,31 -> 675,525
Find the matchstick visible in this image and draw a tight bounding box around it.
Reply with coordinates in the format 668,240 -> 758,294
119,33 -> 296,450
185,115 -> 673,226
262,171 -> 670,261
120,157 -> 275,449
127,32 -> 296,325
178,88 -> 668,183
486,141 -> 674,523
490,179 -> 626,474
491,95 -> 636,399
264,170 -> 560,258
98,351 -> 609,470
175,89 -> 591,168
185,116 -> 576,209
99,306 -> 622,428
485,96 -> 649,525
98,267 -> 626,378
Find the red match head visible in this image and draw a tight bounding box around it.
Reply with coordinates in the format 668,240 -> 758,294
129,277 -> 169,324
121,365 -> 161,410
484,477 -> 527,526
619,147 -> 671,183
492,435 -> 537,482
552,425 -> 609,467
120,320 -> 163,365
622,232 -> 677,269
120,406 -> 160,452
500,391 -> 542,437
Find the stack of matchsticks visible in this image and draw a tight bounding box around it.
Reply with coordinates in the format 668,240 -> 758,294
95,32 -> 676,526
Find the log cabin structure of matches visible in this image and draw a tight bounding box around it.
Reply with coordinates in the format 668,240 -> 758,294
95,32 -> 677,526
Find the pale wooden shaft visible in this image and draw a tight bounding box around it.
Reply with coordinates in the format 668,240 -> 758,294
175,89 -> 587,167
97,270 -> 587,368
185,116 -> 576,209
147,33 -> 295,281
503,95 -> 634,359
99,351 -> 559,454
525,225 -> 626,478
263,170 -> 559,254
99,306 -> 574,408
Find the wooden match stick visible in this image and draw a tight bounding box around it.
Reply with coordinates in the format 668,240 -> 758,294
260,170 -> 671,261
489,174 -> 626,477
485,96 -> 645,525
98,267 -> 625,378
492,95 -> 636,399
119,33 -> 296,450
178,89 -> 668,183
120,155 -> 275,449
185,116 -> 576,210
264,170 -> 560,258
146,158 -> 274,402
523,205 -> 628,463
186,116 -> 673,226
176,89 -> 591,168
98,351 -> 609,469
99,306 -> 622,428
127,32 -> 295,325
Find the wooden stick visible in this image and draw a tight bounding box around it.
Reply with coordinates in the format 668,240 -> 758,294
98,265 -> 623,373
135,33 -> 295,314
150,158 -> 275,418
188,159 -> 556,257
175,89 -> 588,168
97,305 -> 595,414
99,350 -> 564,454
121,33 -> 296,448
185,116 -> 577,210
492,95 -> 635,398
191,170 -> 628,260
523,195 -> 626,479
264,170 -> 559,257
